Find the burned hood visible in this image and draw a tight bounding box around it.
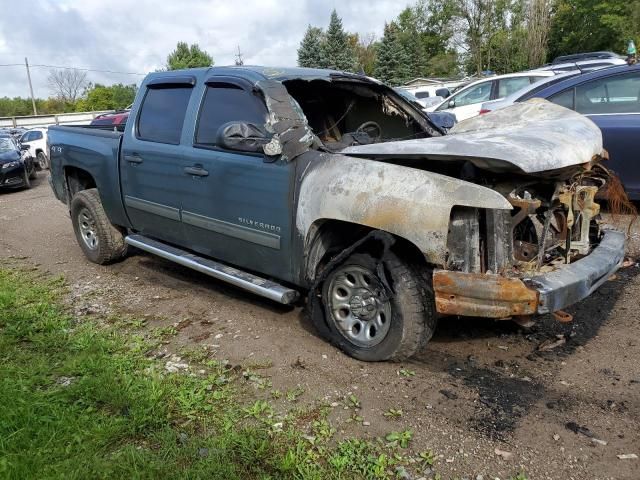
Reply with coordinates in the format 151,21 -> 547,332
341,100 -> 604,174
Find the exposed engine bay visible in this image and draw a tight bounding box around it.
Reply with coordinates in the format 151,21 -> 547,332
282,79 -> 432,150
446,164 -> 610,276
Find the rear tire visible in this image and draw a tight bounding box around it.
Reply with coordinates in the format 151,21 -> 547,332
318,251 -> 436,361
37,152 -> 49,170
70,188 -> 128,264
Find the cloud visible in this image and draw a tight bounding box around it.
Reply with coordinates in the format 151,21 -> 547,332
0,0 -> 408,100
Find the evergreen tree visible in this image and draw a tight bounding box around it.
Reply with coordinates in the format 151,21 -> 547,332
166,42 -> 213,70
297,26 -> 326,68
374,22 -> 412,85
322,10 -> 358,71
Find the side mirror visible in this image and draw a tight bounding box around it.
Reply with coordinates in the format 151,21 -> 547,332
216,122 -> 271,153
447,99 -> 456,109
20,144 -> 30,150
435,87 -> 451,99
427,112 -> 457,131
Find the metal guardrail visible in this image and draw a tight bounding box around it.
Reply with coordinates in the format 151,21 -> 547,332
0,110 -> 116,128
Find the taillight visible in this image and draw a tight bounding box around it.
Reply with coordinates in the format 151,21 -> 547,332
479,109 -> 491,115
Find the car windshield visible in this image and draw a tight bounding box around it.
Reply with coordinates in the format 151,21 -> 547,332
0,137 -> 16,153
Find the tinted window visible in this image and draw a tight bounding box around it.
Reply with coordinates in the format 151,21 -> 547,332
415,91 -> 430,98
32,131 -> 43,140
574,72 -> 640,114
549,89 -> 575,110
195,84 -> 268,145
498,77 -> 531,97
137,86 -> 192,144
20,132 -> 31,142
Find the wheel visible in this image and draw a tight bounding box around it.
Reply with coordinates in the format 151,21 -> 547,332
37,152 -> 49,170
318,252 -> 436,361
70,188 -> 128,264
22,167 -> 32,189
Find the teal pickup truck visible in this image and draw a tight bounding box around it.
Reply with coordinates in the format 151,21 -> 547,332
48,66 -> 625,361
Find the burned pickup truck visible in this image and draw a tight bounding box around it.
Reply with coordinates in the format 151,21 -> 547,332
48,66 -> 625,361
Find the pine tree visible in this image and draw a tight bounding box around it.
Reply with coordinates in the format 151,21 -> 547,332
297,26 -> 326,68
374,22 -> 412,86
322,10 -> 357,71
166,42 -> 213,70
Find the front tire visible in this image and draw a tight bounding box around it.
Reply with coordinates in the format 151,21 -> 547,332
22,167 -> 32,189
70,188 -> 128,264
318,252 -> 436,361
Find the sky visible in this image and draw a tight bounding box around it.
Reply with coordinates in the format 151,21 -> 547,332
0,0 -> 408,100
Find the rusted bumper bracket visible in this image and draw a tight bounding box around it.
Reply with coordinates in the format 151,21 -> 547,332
433,229 -> 625,318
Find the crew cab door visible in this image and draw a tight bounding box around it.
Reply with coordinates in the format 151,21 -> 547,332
120,76 -> 195,245
179,77 -> 295,281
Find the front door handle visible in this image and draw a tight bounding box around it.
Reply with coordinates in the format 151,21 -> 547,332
184,166 -> 209,177
124,154 -> 143,164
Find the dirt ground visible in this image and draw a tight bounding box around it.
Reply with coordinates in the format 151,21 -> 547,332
2,177 -> 639,480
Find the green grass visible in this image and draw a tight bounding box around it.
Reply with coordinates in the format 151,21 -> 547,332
0,267 -> 531,480
0,268 -> 416,479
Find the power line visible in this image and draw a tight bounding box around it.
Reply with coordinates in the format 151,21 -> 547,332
0,63 -> 146,76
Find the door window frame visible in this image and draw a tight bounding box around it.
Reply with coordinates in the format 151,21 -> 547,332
193,75 -> 269,157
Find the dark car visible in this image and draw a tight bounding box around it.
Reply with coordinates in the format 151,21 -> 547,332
518,64 -> 640,199
0,135 -> 37,189
89,111 -> 129,131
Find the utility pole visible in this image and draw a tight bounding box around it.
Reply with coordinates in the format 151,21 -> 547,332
25,57 -> 37,115
235,46 -> 244,66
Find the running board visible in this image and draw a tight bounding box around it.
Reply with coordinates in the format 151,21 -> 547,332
125,234 -> 299,305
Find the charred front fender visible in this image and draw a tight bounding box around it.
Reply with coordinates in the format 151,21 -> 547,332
296,155 -> 512,266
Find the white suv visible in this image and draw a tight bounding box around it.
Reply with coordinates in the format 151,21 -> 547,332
426,71 -> 555,121
20,127 -> 49,169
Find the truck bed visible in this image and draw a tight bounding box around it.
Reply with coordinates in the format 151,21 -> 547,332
48,125 -> 129,228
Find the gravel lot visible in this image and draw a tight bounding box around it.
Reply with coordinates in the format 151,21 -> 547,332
1,176 -> 639,480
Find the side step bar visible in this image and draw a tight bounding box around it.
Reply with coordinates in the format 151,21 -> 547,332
125,234 -> 299,305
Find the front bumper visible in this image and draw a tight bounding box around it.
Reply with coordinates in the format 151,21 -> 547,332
433,229 -> 626,318
0,163 -> 26,188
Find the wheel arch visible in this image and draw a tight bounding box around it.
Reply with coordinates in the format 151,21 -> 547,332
303,218 -> 434,284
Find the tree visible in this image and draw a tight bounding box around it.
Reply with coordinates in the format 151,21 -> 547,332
548,0 -> 640,59
297,26 -> 327,68
526,0 -> 553,67
75,83 -> 137,111
166,42 -> 213,70
47,68 -> 88,105
352,33 -> 378,75
298,25 -> 327,68
322,10 -> 358,71
374,22 -> 412,85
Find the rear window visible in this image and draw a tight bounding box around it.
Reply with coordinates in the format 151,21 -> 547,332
137,86 -> 192,144
574,72 -> 640,114
415,91 -> 430,99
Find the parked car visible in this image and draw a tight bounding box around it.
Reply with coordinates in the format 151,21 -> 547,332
394,88 -> 457,132
90,111 -> 129,130
479,71 -> 582,114
20,127 -> 49,169
0,135 -> 37,189
48,66 -> 624,362
426,71 -> 555,121
480,64 -> 640,200
534,51 -> 627,73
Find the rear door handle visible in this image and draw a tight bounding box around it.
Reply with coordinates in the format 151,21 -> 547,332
184,166 -> 209,177
124,154 -> 143,164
